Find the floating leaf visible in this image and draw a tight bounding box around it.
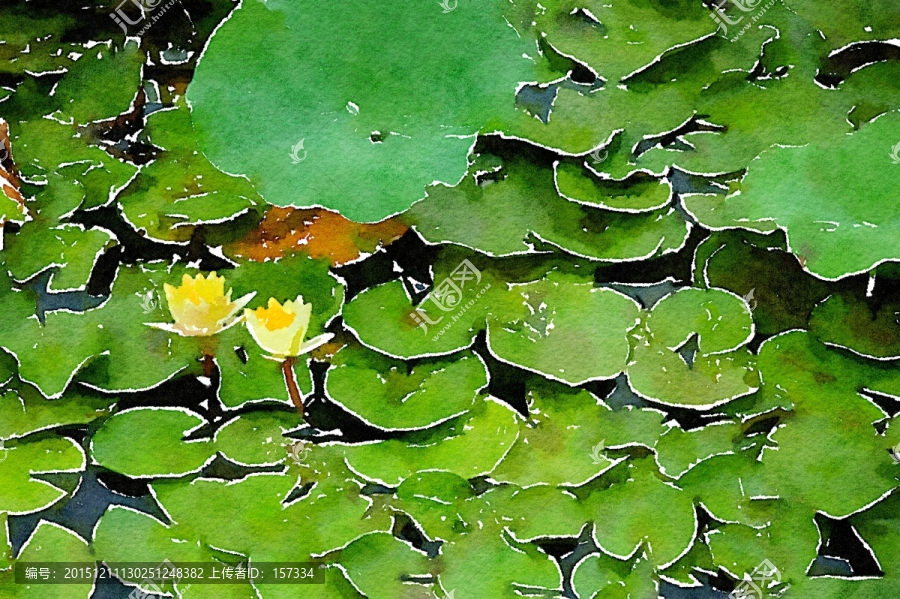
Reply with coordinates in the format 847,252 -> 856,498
0,436 -> 83,515
188,0 -> 541,221
487,274 -> 641,385
406,152 -> 689,261
555,161 -> 673,213
572,551 -> 658,599
756,332 -> 900,518
684,110 -> 900,279
339,533 -> 434,599
646,288 -> 754,355
0,388 -> 114,441
326,345 -> 486,431
0,521 -> 93,599
214,411 -> 302,466
491,383 -> 664,487
810,292 -> 900,360
342,396 -> 518,486
585,459 -> 697,568
119,98 -> 263,243
90,408 -> 215,478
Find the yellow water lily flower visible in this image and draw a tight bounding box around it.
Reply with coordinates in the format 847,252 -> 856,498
147,272 -> 255,337
244,296 -> 333,358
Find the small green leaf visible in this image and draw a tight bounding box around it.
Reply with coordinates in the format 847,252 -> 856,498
215,411 -> 302,466
488,274 -> 641,385
0,521 -> 93,599
90,408 -> 215,478
339,533 -> 434,599
0,436 -> 83,515
646,288 -> 754,355
326,345 -> 486,431
342,396 -> 519,486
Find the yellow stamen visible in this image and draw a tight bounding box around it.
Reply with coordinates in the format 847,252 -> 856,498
255,297 -> 297,332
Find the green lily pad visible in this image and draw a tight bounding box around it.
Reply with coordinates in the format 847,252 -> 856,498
5,264 -> 201,398
572,551 -> 658,599
92,506 -> 224,598
5,223 -> 115,292
849,491 -> 900,592
487,274 -> 641,385
695,229 -> 834,336
585,459 -> 697,568
342,395 -> 519,486
627,340 -> 759,409
152,463 -> 381,560
0,512 -> 8,570
325,345 -> 486,431
0,388 -> 115,441
491,383 -> 665,487
535,0 -> 716,84
338,533 -> 434,599
406,152 -> 689,261
216,325 -> 313,409
51,40 -> 143,125
438,521 -> 561,598
0,436 -> 83,515
646,288 -> 754,355
343,279 -> 493,360
677,453 -> 777,528
655,421 -> 743,478
119,98 -> 262,243
756,331 -> 900,518
810,292 -> 900,360
683,109 -> 900,280
555,161 -> 673,213
0,521 -> 93,599
11,118 -> 137,212
393,471 -> 476,541
187,0 -> 540,221
90,408 -> 215,478
707,507 -> 819,586
214,411 -> 302,467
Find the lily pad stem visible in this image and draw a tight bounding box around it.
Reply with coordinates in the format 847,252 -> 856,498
282,356 -> 304,413
202,353 -> 215,378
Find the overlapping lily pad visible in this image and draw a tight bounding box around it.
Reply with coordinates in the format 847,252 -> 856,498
406,152 -> 690,261
325,345 -> 486,431
342,395 -> 518,486
0,435 -> 84,515
488,273 -> 641,385
491,383 -> 665,487
684,110 -> 900,280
